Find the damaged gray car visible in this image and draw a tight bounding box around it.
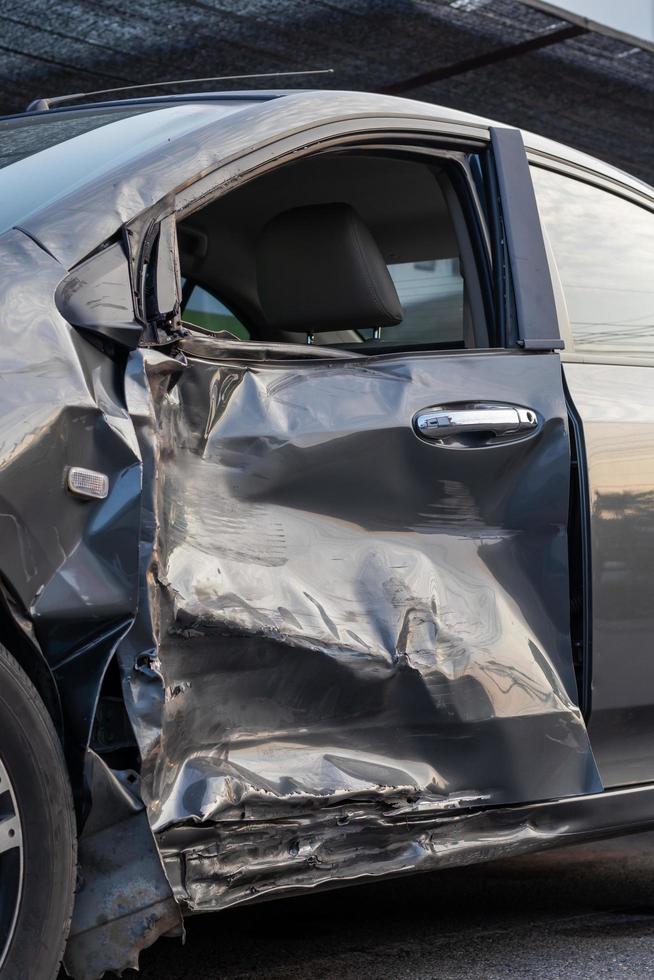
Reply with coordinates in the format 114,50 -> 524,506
1,84 -> 654,980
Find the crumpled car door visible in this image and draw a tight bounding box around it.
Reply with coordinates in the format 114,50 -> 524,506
122,129 -> 601,854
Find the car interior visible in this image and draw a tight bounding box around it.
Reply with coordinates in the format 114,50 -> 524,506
176,150 -> 491,353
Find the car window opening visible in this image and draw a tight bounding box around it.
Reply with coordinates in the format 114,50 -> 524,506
177,149 -> 491,354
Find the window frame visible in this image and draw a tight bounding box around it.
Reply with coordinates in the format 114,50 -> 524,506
171,134 -> 500,357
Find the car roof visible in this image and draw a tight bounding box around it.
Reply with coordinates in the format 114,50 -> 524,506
0,89 -> 650,269
5,87 -> 649,189
1,90 -> 282,123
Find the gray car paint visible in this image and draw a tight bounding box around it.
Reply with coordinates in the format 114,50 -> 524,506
0,91 -> 652,978
0,228 -> 141,751
121,333 -> 601,911
3,90 -> 648,271
564,361 -> 654,787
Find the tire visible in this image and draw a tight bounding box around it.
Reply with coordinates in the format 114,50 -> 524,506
0,644 -> 77,980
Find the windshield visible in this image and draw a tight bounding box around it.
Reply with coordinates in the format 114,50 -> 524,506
0,104 -> 182,170
0,101 -> 258,241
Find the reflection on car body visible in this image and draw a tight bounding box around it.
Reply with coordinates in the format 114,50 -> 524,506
0,87 -> 653,980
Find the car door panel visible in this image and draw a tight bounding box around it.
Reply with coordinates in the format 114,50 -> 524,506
564,361 -> 654,786
124,338 -> 601,833
530,164 -> 654,788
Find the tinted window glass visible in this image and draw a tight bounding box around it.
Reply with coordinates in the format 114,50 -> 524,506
0,101 -> 259,171
531,167 -> 654,355
358,258 -> 464,346
0,106 -> 165,170
183,283 -> 250,339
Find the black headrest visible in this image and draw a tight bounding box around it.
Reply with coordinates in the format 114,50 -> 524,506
256,203 -> 403,333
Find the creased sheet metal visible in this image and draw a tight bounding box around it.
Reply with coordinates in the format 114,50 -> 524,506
120,335 -> 600,913
0,226 -> 180,977
156,781 -> 654,912
0,227 -> 141,748
64,751 -> 182,980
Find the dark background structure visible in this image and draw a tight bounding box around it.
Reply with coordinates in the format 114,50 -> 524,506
1,0 -> 653,181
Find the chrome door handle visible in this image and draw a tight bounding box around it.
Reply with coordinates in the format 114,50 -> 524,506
414,404 -> 538,443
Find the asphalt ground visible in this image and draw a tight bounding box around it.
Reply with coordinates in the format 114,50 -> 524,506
98,830 -> 654,979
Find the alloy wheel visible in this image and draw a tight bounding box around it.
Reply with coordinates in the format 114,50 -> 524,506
0,755 -> 23,969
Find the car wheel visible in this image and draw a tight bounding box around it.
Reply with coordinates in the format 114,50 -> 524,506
0,644 -> 77,980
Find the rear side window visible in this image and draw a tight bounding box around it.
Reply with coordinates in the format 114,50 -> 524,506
531,167 -> 654,356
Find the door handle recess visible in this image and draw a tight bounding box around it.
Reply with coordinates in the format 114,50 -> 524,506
414,403 -> 539,446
